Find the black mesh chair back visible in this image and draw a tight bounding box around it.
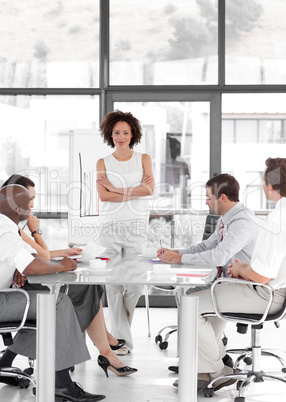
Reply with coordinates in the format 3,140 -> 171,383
202,214 -> 220,241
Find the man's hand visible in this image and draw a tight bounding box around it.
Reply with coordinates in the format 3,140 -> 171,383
159,250 -> 182,264
13,269 -> 27,287
227,259 -> 245,279
59,257 -> 77,272
157,247 -> 173,258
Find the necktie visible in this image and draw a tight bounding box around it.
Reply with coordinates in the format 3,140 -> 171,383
217,219 -> 224,278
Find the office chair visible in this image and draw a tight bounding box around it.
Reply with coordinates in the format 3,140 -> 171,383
0,288 -> 36,389
203,277 -> 286,401
150,213 -> 220,349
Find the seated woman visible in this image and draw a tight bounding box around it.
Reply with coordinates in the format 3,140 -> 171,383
0,174 -> 135,381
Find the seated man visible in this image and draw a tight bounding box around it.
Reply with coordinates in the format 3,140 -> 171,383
0,184 -> 105,402
158,174 -> 260,373
158,173 -> 260,275
175,157 -> 286,391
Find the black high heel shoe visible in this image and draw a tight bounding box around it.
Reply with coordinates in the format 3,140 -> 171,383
110,339 -> 126,351
97,355 -> 137,378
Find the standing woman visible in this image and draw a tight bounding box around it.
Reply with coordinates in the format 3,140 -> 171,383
96,110 -> 154,353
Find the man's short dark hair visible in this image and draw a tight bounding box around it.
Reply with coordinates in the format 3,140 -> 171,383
2,174 -> 35,189
206,173 -> 240,202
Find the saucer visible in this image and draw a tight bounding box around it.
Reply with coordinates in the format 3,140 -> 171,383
148,271 -> 176,280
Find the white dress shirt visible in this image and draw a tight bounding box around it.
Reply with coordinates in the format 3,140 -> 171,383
251,197 -> 286,289
0,213 -> 36,289
178,202 -> 261,273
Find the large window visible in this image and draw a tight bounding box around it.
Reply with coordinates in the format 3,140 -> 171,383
114,101 -> 210,212
222,94 -> 286,210
110,0 -> 218,85
226,0 -> 286,84
0,1 -> 100,88
0,95 -> 99,212
1,0 -> 286,247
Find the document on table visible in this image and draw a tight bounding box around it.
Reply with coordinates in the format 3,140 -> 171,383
51,255 -> 82,261
147,258 -> 162,263
170,268 -> 213,277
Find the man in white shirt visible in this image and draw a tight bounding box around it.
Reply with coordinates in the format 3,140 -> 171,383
174,158 -> 286,391
0,184 -> 105,402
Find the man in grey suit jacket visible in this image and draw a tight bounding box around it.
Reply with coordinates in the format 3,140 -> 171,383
158,173 -> 260,272
157,173 -> 260,376
0,184 -> 105,402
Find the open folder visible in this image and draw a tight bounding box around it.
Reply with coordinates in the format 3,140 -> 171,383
170,268 -> 213,277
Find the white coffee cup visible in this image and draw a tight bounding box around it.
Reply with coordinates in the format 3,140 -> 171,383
153,264 -> 171,275
142,247 -> 157,257
89,259 -> 106,270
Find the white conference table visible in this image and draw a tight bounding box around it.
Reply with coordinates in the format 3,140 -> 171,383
27,254 -> 214,402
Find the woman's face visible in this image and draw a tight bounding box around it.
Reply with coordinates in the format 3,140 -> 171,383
111,121 -> 133,150
27,186 -> 36,211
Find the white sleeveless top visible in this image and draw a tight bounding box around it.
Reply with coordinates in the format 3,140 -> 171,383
99,152 -> 150,224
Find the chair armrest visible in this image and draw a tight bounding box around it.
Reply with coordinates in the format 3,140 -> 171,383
0,288 -> 31,333
210,277 -> 273,325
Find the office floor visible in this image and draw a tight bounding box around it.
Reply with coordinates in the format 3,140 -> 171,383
1,307 -> 286,402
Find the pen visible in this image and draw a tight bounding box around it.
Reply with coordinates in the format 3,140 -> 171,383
160,240 -> 163,254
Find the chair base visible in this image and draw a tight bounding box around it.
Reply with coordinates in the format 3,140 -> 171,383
155,325 -> 177,350
227,347 -> 286,371
0,366 -> 36,388
204,369 -> 286,400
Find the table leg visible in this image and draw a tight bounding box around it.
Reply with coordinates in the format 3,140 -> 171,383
178,295 -> 198,402
36,292 -> 56,402
170,218 -> 175,248
145,285 -> 151,337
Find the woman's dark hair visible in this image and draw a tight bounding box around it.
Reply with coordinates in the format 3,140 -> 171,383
100,110 -> 142,149
168,137 -> 181,160
2,174 -> 35,189
206,173 -> 240,202
264,157 -> 286,197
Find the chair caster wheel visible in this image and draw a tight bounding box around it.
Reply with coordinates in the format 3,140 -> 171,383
234,397 -> 245,402
203,388 -> 214,397
155,335 -> 162,344
159,341 -> 168,350
282,368 -> 286,373
236,380 -> 243,390
19,379 -> 29,389
243,357 -> 252,365
32,387 -> 36,396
